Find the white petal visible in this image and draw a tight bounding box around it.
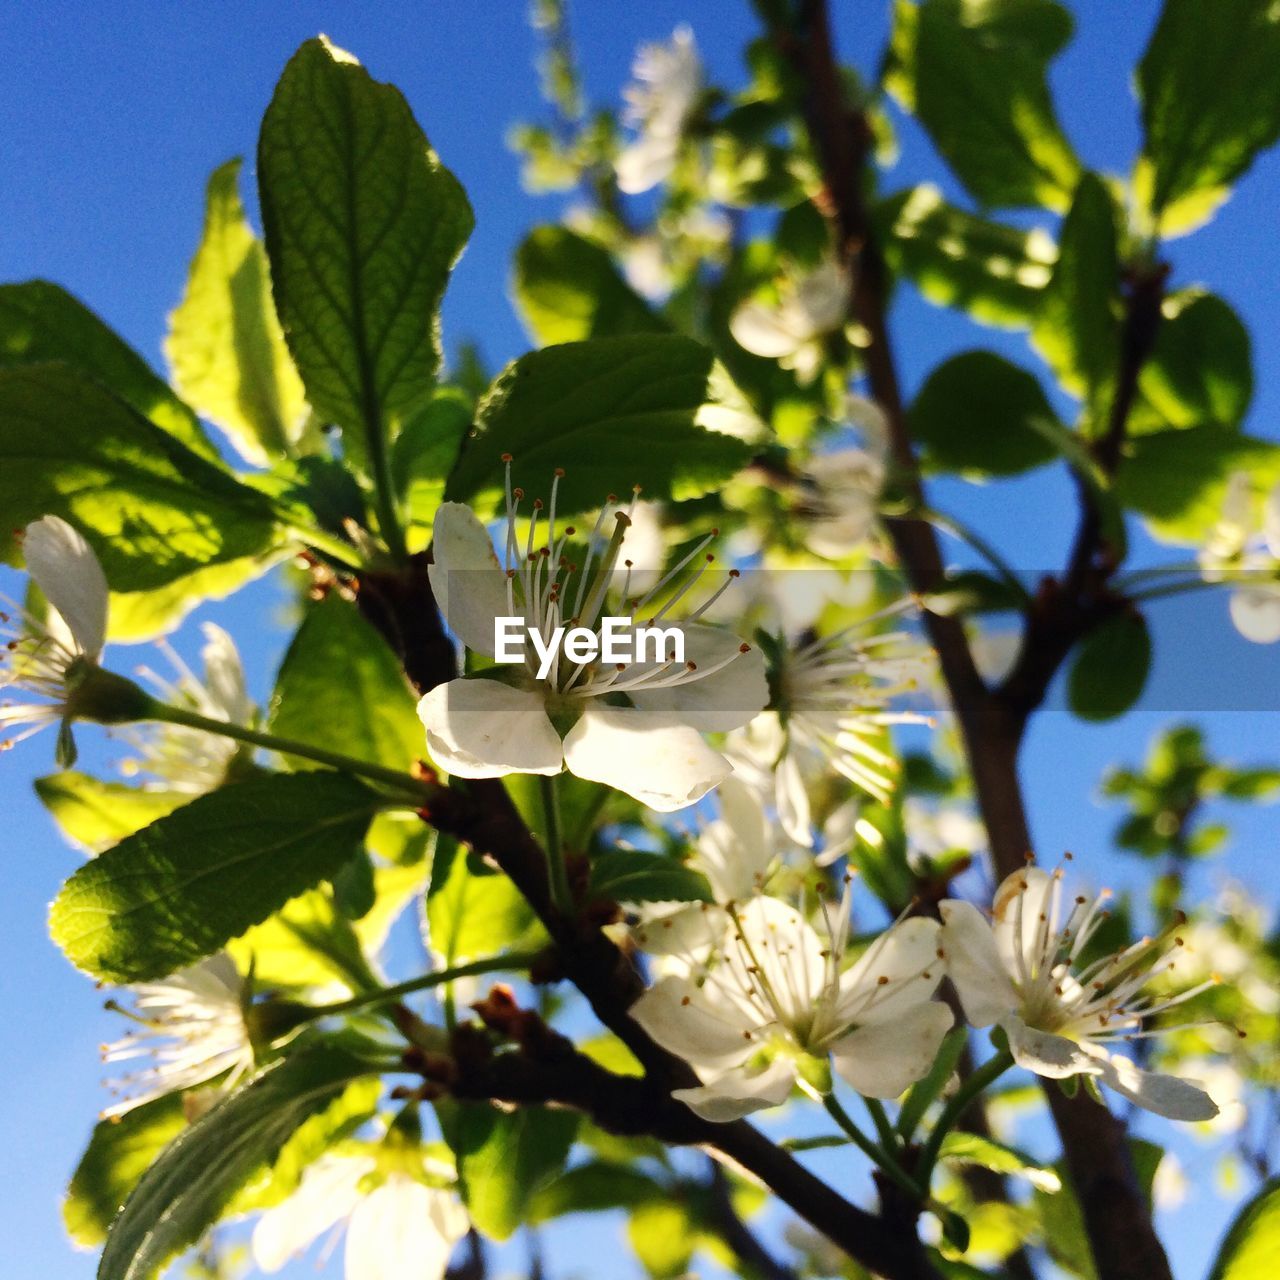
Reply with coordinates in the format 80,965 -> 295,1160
831,1002 -> 954,1098
427,503 -> 510,659
345,1176 -> 467,1280
417,678 -> 562,778
1264,481 -> 1280,559
991,867 -> 1055,979
629,625 -> 768,732
562,702 -> 729,811
938,899 -> 1018,1028
22,515 -> 108,659
1005,1017 -> 1102,1080
615,137 -> 678,194
695,775 -> 771,900
735,896 -> 828,1022
672,1057 -> 797,1122
199,623 -> 252,724
1229,586 -> 1280,644
251,1155 -> 370,1272
794,258 -> 850,332
729,301 -> 804,358
630,974 -> 758,1070
775,749 -> 813,847
1083,1046 -> 1219,1122
839,917 -> 944,1026
631,902 -> 727,963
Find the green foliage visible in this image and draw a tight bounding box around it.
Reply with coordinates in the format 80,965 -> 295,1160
0,281 -> 213,458
1067,611 -> 1151,721
527,1160 -> 665,1221
909,350 -> 1060,475
445,335 -> 755,516
1207,1176 -> 1280,1280
35,772 -> 190,854
0,364 -> 277,588
878,185 -> 1056,329
888,0 -> 1080,210
257,37 -> 473,476
1136,0 -> 1280,235
515,227 -> 666,345
392,389 -> 473,529
97,1046 -> 375,1280
587,850 -> 714,904
448,1102 -> 578,1240
166,158 -> 306,465
64,1094 -> 189,1247
938,1131 -> 1061,1191
50,773 -> 379,982
269,594 -> 423,772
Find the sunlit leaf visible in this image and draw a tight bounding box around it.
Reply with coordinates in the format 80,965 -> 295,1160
35,773 -> 190,854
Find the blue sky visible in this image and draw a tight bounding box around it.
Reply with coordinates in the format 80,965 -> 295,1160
2,2 -> 1277,1277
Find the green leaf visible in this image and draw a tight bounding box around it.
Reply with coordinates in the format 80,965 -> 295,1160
1032,173 -> 1120,415
270,594 -> 423,772
888,0 -> 1080,211
258,37 -> 473,472
98,1046 -> 374,1280
628,1201 -> 697,1279
427,837 -> 546,966
910,350 -> 1061,475
939,1131 -> 1062,1191
64,1093 -> 188,1248
445,335 -> 754,517
1067,613 -> 1152,722
588,851 -> 713,905
50,773 -> 379,982
879,184 -> 1056,329
1207,1176 -> 1280,1280
166,158 -> 307,465
514,227 -> 666,346
449,1102 -> 578,1240
35,773 -> 190,854
0,280 -> 213,458
527,1160 -> 665,1222
393,389 -> 472,528
0,364 -> 277,589
1136,0 -> 1280,236
1136,290 -> 1253,430
1115,427 -> 1280,542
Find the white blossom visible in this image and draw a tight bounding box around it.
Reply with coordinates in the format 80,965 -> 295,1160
1200,472 -> 1280,643
1,516 -> 109,757
615,26 -> 702,195
101,953 -> 254,1118
632,887 -> 952,1121
418,463 -> 767,812
253,1151 -> 469,1280
940,866 -> 1220,1121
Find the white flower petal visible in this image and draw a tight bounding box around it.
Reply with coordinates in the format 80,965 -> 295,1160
199,623 -> 252,724
629,625 -> 768,732
630,973 -> 758,1070
418,678 -> 562,778
562,702 -> 730,811
345,1176 -> 468,1280
1083,1046 -> 1219,1122
428,503 -> 510,659
22,515 -> 108,659
831,1002 -> 954,1098
695,775 -> 772,900
616,137 -> 678,194
1005,1017 -> 1102,1080
839,917 -> 944,1026
938,899 -> 1019,1028
252,1155 -> 371,1272
1264,481 -> 1280,559
991,866 -> 1055,979
1229,586 -> 1280,644
775,749 -> 813,848
729,301 -> 805,358
672,1057 -> 797,1122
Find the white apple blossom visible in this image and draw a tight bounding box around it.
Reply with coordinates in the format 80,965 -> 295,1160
418,462 -> 767,812
615,26 -> 701,195
632,886 -> 952,1121
730,256 -> 851,383
253,1151 -> 469,1280
940,865 -> 1220,1121
1,516 -> 109,759
1199,471 -> 1280,643
100,952 -> 254,1119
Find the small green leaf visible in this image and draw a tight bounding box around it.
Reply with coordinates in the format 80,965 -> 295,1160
527,1160 -> 665,1222
0,280 -> 213,458
1068,613 -> 1152,722
449,1103 -> 578,1240
50,773 -> 379,982
1032,173 -> 1120,416
258,37 -> 473,473
879,184 -> 1057,329
64,1093 -> 188,1247
166,158 -> 307,465
1136,0 -> 1280,236
98,1046 -> 374,1280
628,1201 -> 697,1279
910,350 -> 1061,475
938,1131 -> 1062,1192
445,335 -> 754,517
588,851 -> 713,904
514,227 -> 666,347
270,594 -> 423,772
888,0 -> 1080,211
35,773 -> 190,854
393,389 -> 472,528
1207,1175 -> 1280,1280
